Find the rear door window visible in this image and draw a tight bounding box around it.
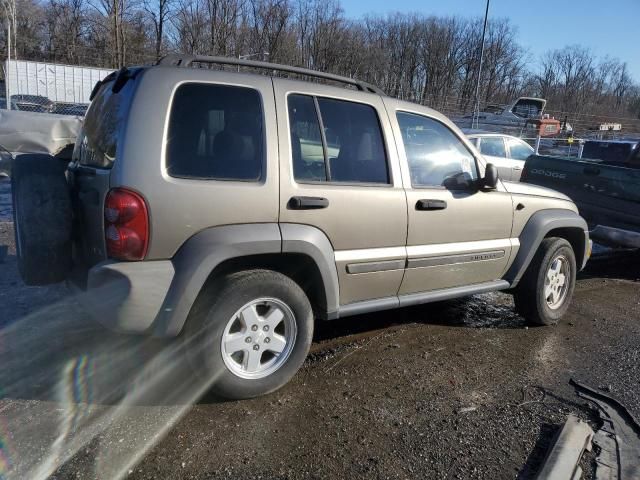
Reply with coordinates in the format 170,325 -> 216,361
287,94 -> 389,184
479,137 -> 507,157
166,83 -> 264,181
288,94 -> 326,181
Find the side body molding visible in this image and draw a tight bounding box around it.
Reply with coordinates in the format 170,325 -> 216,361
280,223 -> 341,319
505,209 -> 589,287
153,224 -> 282,336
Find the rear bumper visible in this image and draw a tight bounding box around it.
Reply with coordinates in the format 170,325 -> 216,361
76,260 -> 175,334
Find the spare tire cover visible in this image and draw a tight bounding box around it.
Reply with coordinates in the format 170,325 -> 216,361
11,153 -> 72,285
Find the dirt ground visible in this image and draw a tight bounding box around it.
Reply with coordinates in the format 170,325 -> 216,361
1,176 -> 639,479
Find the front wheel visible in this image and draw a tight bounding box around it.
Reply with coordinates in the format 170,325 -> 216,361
185,269 -> 313,399
513,238 -> 576,326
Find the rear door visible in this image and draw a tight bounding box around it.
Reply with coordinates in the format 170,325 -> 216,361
274,79 -> 407,306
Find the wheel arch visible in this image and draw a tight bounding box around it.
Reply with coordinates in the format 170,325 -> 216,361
506,209 -> 589,288
197,252 -> 329,320
151,223 -> 339,337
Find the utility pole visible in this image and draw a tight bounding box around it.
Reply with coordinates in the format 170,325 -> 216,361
2,0 -> 15,108
472,0 -> 490,129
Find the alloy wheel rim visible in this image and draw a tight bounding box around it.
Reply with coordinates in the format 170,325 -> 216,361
220,297 -> 297,380
544,254 -> 570,310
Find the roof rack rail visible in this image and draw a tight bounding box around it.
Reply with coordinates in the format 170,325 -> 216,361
157,54 -> 385,95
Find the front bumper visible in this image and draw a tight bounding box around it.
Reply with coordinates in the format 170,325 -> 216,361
77,260 -> 175,334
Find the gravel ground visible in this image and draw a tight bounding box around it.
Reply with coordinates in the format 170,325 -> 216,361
1,176 -> 639,479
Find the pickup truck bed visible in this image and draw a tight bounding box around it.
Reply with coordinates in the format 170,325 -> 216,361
522,155 -> 640,248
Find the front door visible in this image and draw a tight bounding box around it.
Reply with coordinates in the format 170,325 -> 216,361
384,100 -> 516,295
274,79 -> 408,306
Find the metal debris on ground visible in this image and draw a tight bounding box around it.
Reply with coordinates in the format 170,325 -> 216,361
535,414 -> 594,480
571,379 -> 640,480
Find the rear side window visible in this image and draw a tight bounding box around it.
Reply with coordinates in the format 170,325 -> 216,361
396,112 -> 478,189
479,137 -> 506,157
288,94 -> 389,184
80,78 -> 136,168
166,84 -> 264,181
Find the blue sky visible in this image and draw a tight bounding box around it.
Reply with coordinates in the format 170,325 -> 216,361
340,0 -> 639,81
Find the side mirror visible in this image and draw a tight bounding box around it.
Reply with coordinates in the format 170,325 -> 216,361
482,163 -> 499,189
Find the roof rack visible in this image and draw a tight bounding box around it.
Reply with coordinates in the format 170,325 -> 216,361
157,54 -> 385,95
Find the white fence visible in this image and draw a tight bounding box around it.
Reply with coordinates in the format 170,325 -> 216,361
4,60 -> 113,108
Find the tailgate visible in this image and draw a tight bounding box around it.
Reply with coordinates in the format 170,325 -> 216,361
69,164 -> 110,272
68,70 -> 139,279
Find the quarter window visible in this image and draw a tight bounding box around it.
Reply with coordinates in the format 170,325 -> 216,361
396,112 -> 478,189
288,94 -> 389,184
166,83 -> 264,181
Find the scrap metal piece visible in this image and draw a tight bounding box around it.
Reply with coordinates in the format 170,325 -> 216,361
536,414 -> 594,480
0,109 -> 81,157
570,379 -> 640,480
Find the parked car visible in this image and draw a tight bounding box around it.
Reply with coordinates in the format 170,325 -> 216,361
52,102 -> 90,116
10,94 -> 54,113
11,55 -> 591,399
522,154 -> 640,248
466,132 -> 535,181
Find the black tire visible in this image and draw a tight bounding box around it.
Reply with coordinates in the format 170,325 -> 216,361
11,154 -> 72,285
185,269 -> 313,400
513,237 -> 576,326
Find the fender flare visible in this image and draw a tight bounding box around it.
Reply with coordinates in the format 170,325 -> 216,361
152,223 -> 340,337
280,223 -> 340,319
505,209 -> 589,288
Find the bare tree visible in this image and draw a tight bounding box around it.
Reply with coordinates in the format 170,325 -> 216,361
144,0 -> 174,59
1,0 -> 638,131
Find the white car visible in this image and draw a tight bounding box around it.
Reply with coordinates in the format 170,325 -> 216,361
466,132 -> 534,182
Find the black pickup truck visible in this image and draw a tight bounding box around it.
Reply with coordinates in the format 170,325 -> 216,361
522,140 -> 640,248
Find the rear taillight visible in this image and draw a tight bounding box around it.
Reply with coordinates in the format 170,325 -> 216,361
104,188 -> 149,261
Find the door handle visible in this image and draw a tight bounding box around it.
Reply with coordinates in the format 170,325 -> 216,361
583,166 -> 600,176
288,196 -> 329,210
416,199 -> 447,211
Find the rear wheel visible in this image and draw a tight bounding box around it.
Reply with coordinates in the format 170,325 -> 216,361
185,269 -> 313,399
11,154 -> 72,285
513,238 -> 576,326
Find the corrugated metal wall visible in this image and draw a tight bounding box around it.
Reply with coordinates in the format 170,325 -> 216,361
4,60 -> 113,105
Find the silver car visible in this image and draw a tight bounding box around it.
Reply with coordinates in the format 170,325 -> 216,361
466,132 -> 535,182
